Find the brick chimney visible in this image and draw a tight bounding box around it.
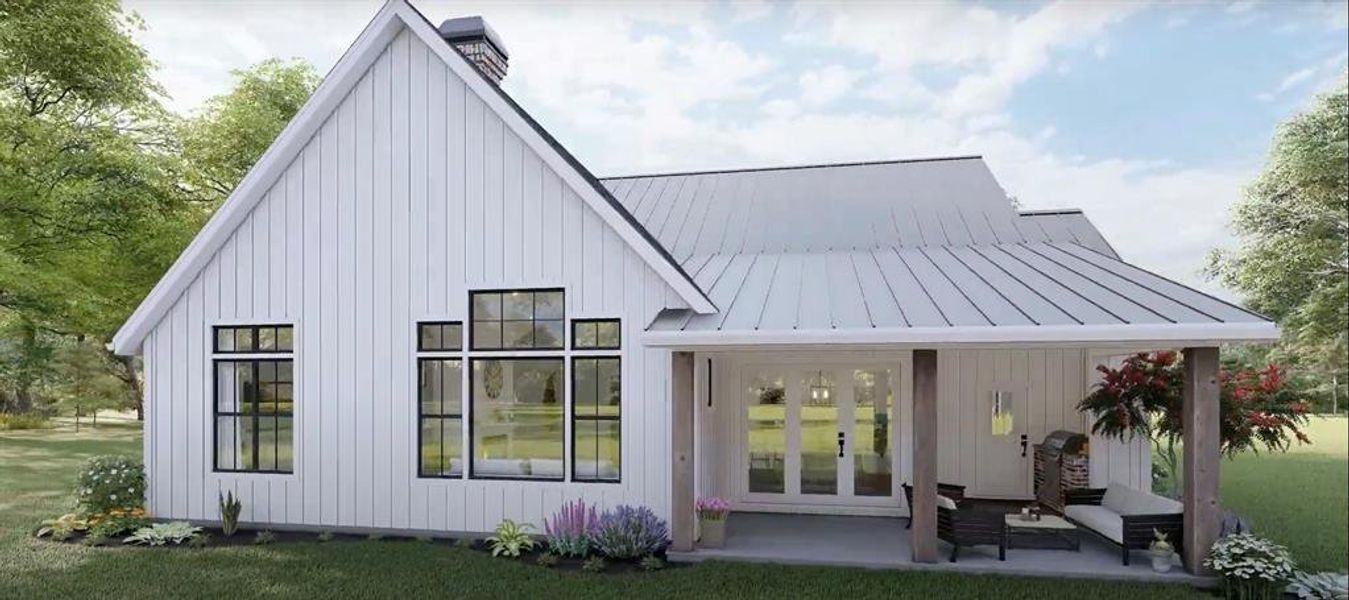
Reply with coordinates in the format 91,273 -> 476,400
438,16 -> 508,84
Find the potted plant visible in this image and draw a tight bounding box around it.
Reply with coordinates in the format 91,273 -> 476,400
1149,528 -> 1175,573
1204,533 -> 1296,600
695,497 -> 730,548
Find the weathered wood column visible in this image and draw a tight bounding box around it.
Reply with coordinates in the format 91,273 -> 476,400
671,351 -> 696,552
911,349 -> 939,563
1182,347 -> 1220,574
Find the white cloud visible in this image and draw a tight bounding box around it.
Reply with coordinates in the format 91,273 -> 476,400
797,65 -> 860,107
123,0 -> 1267,297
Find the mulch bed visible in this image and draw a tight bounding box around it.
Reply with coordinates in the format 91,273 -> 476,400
36,526 -> 680,574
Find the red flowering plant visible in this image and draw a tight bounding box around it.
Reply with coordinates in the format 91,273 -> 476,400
1078,351 -> 1310,495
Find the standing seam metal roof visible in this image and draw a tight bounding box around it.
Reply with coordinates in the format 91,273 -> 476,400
596,158 -> 1269,335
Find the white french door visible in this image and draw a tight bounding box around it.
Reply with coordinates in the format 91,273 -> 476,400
736,362 -> 901,513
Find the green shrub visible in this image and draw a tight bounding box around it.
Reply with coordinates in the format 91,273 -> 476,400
218,491 -> 242,537
639,555 -> 665,571
82,535 -> 111,547
253,530 -> 276,545
581,556 -> 606,573
317,531 -> 335,542
0,413 -> 53,430
187,533 -> 210,548
535,553 -> 560,568
487,519 -> 536,558
75,456 -> 145,516
124,522 -> 202,546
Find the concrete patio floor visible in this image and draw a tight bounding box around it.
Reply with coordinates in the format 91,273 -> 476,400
667,513 -> 1213,586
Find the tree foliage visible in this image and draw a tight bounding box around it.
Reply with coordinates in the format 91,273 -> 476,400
178,58 -> 319,206
0,0 -> 317,418
1209,74 -> 1349,401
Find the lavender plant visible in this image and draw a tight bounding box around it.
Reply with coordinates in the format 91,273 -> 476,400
545,500 -> 599,558
589,505 -> 669,560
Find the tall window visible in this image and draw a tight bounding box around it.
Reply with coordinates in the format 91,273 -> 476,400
214,325 -> 294,473
572,356 -> 620,482
470,289 -> 564,350
417,322 -> 462,478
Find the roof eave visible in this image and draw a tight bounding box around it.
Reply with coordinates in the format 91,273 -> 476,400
641,322 -> 1280,350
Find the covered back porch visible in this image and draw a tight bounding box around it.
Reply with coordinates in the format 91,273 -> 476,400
660,340 -> 1242,579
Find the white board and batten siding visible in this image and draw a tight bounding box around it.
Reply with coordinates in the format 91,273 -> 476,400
141,27 -> 687,533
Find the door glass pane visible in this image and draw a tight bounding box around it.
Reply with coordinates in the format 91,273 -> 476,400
853,369 -> 893,496
746,372 -> 786,494
800,370 -> 837,495
992,390 -> 1014,435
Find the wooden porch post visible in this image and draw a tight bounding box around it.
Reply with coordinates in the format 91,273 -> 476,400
1182,347 -> 1220,575
911,349 -> 939,563
671,351 -> 696,552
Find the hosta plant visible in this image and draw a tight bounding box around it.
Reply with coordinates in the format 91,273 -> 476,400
88,507 -> 151,539
487,519 -> 536,558
75,456 -> 145,516
36,513 -> 88,540
1286,571 -> 1349,600
545,500 -> 599,557
589,505 -> 669,560
1205,533 -> 1296,600
124,522 -> 203,546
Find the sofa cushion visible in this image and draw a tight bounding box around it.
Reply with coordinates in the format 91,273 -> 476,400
1102,483 -> 1182,515
936,495 -> 958,510
1064,504 -> 1123,543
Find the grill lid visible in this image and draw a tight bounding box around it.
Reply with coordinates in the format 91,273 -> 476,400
1041,430 -> 1088,455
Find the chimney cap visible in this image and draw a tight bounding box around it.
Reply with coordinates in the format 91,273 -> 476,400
438,16 -> 508,58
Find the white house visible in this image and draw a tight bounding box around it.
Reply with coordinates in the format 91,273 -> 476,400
113,0 -> 1278,574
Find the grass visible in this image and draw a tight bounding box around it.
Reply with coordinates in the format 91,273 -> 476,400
0,423 -> 1205,599
1219,415 -> 1348,572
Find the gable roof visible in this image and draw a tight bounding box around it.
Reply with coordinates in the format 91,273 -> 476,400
111,0 -> 714,355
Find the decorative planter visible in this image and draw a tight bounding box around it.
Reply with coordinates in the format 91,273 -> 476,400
1151,551 -> 1174,573
699,518 -> 726,548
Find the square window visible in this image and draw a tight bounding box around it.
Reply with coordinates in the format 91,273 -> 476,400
472,321 -> 502,350
572,319 -> 620,349
276,326 -> 294,351
574,322 -> 597,348
534,291 -> 564,319
234,328 -> 254,352
470,290 -> 566,351
258,327 -> 276,351
596,321 -> 621,349
216,328 -> 235,352
418,322 -> 462,351
503,292 -> 532,320
472,292 -> 503,320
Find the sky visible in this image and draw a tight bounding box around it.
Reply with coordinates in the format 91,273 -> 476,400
123,0 -> 1349,299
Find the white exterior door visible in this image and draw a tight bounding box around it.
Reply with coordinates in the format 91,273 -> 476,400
974,382 -> 1032,499
736,360 -> 902,514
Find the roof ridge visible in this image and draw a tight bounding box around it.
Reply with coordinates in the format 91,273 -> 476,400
1018,208 -> 1084,216
599,155 -> 984,181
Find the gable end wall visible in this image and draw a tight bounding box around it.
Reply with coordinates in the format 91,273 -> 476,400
141,27 -> 684,531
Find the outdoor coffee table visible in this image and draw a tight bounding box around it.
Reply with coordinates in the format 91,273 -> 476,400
1005,514 -> 1081,551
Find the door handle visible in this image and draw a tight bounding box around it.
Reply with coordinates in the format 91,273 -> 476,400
1019,434 -> 1028,457
837,432 -> 845,458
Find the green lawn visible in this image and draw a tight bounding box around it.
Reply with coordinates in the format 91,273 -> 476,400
1219,415 -> 1348,572
0,424 -> 1204,599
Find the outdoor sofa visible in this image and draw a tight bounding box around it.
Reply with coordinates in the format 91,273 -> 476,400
1062,483 -> 1184,565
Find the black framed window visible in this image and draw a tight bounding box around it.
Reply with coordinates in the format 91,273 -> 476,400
418,322 -> 462,351
470,289 -> 564,350
214,358 -> 294,473
572,357 -> 620,482
470,358 -> 564,480
572,319 -> 620,350
418,358 -> 463,478
214,324 -> 293,353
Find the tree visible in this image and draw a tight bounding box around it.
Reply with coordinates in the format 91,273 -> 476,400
178,58 -> 320,206
50,338 -> 132,430
1209,74 -> 1349,409
1078,352 -> 1310,496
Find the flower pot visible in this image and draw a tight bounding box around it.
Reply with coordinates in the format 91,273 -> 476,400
1150,551 -> 1173,573
699,518 -> 725,548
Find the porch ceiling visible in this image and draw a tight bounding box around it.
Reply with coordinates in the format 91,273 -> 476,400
643,241 -> 1277,348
